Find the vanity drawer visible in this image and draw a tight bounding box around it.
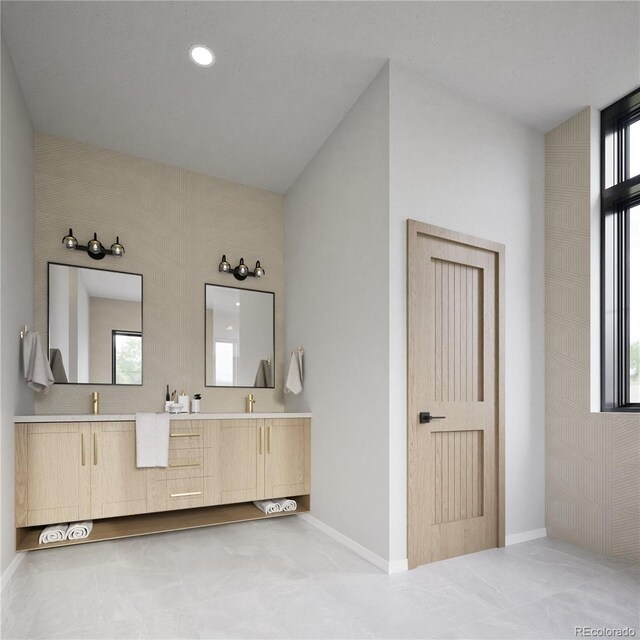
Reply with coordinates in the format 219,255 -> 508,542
169,422 -> 203,449
151,477 -> 204,511
151,448 -> 203,481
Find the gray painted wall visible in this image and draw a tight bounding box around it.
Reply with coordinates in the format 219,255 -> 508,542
1,35 -> 35,575
284,65 -> 391,560
388,62 -> 546,561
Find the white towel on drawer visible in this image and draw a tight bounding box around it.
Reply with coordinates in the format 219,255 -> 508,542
65,521 -> 93,540
39,524 -> 68,544
253,500 -> 281,514
135,412 -> 170,468
273,498 -> 297,512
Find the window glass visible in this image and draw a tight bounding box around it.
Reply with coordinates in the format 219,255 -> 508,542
113,332 -> 142,384
630,205 -> 640,402
630,120 -> 640,180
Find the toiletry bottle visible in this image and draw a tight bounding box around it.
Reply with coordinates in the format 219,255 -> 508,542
192,394 -> 201,414
165,385 -> 172,412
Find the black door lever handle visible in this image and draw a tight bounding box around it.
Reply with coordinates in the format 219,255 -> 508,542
419,412 -> 446,424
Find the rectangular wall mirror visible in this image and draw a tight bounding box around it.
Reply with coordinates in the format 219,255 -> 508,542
205,284 -> 274,387
48,263 -> 143,385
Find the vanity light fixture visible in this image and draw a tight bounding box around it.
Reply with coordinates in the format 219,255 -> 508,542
62,229 -> 125,260
218,254 -> 265,281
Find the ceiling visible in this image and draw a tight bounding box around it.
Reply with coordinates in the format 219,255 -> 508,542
3,1 -> 639,193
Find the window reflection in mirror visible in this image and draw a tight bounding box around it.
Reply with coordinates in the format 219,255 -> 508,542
48,263 -> 142,385
205,284 -> 274,387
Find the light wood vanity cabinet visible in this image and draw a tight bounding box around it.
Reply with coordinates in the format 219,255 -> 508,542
16,422 -> 91,527
15,415 -> 311,550
148,420 -> 205,512
16,421 -> 147,527
205,418 -> 311,505
91,422 -> 148,519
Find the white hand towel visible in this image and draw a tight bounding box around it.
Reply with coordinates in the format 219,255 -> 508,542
23,331 -> 55,392
65,521 -> 93,540
273,498 -> 297,512
39,524 -> 68,544
135,412 -> 170,468
284,349 -> 303,395
253,500 -> 282,514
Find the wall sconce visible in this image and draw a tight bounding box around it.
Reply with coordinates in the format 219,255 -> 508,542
219,255 -> 265,281
62,229 -> 125,260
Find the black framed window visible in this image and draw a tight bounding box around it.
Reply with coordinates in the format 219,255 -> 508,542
601,87 -> 640,411
112,330 -> 142,385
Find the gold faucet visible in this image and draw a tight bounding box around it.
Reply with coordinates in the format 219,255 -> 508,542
246,393 -> 255,414
91,391 -> 100,415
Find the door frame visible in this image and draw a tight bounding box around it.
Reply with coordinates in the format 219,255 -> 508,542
407,219 -> 505,567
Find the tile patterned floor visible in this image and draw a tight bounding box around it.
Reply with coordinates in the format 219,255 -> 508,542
1,517 -> 638,639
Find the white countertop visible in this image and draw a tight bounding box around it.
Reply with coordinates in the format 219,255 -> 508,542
14,412 -> 312,423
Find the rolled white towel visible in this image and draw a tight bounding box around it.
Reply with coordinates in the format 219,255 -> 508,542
65,521 -> 93,540
39,524 -> 68,544
253,500 -> 282,514
273,498 -> 297,512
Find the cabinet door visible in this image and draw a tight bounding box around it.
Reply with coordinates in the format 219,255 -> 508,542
264,419 -> 310,499
205,420 -> 264,504
15,423 -> 91,527
90,422 -> 147,519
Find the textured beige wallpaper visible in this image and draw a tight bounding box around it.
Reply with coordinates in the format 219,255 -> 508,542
34,133 -> 285,414
545,109 -> 640,562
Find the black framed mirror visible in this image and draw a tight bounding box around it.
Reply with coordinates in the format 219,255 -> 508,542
48,262 -> 143,385
205,284 -> 275,388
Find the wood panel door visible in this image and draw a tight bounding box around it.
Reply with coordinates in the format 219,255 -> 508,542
263,419 -> 311,499
90,422 -> 147,519
407,220 -> 504,568
15,422 -> 91,527
209,420 -> 265,504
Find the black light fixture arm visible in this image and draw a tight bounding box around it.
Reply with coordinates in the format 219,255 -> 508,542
218,254 -> 265,281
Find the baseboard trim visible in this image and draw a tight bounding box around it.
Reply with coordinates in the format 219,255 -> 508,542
1,552 -> 25,592
506,527 -> 547,546
297,513 -> 407,574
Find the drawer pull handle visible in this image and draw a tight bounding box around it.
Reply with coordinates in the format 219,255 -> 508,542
170,433 -> 201,438
170,491 -> 202,498
267,426 -> 271,454
81,433 -> 86,466
259,426 -> 263,454
169,462 -> 200,468
93,433 -> 98,465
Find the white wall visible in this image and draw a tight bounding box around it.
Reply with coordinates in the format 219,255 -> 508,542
48,263 -> 70,374
238,290 -> 273,386
1,36 -> 35,576
76,270 -> 89,382
388,62 -> 545,561
284,64 -> 391,559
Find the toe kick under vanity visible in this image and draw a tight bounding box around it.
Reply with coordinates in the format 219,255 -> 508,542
14,413 -> 311,551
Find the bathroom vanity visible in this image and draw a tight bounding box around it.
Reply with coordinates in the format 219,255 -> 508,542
14,413 -> 311,551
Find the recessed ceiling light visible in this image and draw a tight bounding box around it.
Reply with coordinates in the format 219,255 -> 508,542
235,302 -> 240,307
189,45 -> 215,68
226,325 -> 233,331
